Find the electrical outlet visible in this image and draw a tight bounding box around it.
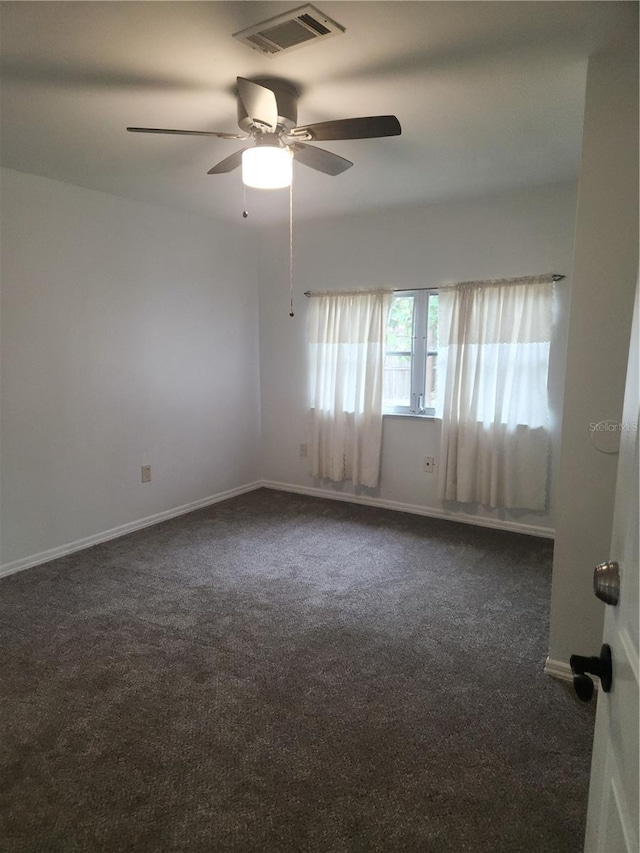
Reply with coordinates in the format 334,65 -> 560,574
423,456 -> 435,473
299,443 -> 308,458
141,465 -> 152,483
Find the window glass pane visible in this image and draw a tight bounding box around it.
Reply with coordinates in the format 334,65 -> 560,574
384,295 -> 414,408
427,293 -> 438,351
383,291 -> 439,412
424,293 -> 439,410
386,295 -> 414,353
383,353 -> 412,407
425,353 -> 438,408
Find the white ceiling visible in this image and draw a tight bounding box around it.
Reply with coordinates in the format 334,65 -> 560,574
0,1 -> 636,224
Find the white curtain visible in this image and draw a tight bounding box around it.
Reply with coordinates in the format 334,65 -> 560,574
308,289 -> 392,488
437,276 -> 553,510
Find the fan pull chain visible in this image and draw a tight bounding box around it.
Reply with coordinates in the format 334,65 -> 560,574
289,178 -> 294,317
242,184 -> 248,219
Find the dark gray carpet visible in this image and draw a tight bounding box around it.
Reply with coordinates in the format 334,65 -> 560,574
0,488 -> 594,853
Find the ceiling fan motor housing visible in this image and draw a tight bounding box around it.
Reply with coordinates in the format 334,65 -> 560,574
237,78 -> 298,133
253,132 -> 288,149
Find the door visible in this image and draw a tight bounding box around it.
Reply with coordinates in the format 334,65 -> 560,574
583,279 -> 639,853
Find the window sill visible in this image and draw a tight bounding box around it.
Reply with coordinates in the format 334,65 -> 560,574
383,412 -> 440,421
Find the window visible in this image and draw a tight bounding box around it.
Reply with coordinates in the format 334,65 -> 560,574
383,290 -> 439,415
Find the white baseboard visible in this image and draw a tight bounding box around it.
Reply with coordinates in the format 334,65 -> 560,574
0,477 -> 553,581
0,481 -> 262,579
261,480 -> 555,539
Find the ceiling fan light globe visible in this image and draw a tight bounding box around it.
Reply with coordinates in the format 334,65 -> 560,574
242,146 -> 292,189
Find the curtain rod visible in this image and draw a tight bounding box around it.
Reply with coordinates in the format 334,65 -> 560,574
304,274 -> 565,297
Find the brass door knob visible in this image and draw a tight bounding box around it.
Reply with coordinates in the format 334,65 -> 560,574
593,561 -> 620,606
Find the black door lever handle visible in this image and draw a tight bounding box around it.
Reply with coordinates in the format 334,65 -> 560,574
569,644 -> 613,702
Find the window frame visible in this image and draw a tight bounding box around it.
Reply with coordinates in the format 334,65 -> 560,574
383,288 -> 439,417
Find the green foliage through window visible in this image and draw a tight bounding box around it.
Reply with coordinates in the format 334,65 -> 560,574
383,290 -> 438,414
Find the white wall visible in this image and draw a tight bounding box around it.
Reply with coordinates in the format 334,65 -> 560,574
258,182 -> 578,536
0,168 -> 261,570
549,46 -> 639,665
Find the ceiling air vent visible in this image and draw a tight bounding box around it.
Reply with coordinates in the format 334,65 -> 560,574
233,5 -> 345,56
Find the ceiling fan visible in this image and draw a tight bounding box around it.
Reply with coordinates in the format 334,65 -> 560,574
127,77 -> 401,188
